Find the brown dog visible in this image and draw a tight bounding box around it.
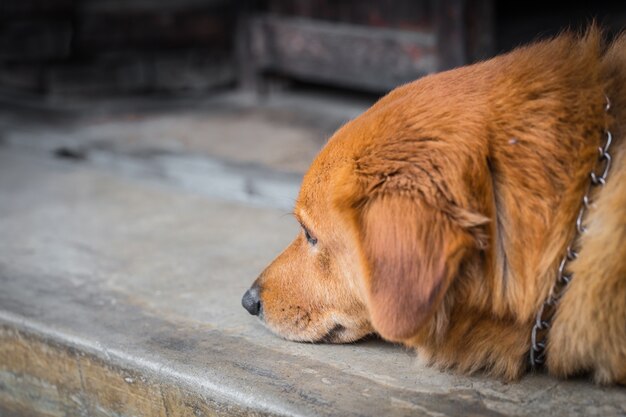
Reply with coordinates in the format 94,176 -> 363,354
242,28 -> 626,383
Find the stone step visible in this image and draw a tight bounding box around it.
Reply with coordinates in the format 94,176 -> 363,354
0,97 -> 625,416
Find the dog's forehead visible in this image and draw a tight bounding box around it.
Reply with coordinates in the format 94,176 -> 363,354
296,132 -> 353,214
295,95 -> 414,216
297,149 -> 338,210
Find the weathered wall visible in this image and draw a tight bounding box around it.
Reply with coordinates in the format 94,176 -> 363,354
0,0 -> 237,96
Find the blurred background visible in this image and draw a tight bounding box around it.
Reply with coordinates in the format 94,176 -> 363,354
1,1 -> 625,201
1,0 -> 625,100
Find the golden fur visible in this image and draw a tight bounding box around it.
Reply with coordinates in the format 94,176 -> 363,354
247,28 -> 626,383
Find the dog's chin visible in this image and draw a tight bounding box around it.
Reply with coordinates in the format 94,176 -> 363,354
314,324 -> 374,344
260,318 -> 371,344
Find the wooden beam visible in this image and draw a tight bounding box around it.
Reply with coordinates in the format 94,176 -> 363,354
250,15 -> 436,93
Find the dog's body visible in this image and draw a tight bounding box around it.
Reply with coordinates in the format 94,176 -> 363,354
243,28 -> 626,383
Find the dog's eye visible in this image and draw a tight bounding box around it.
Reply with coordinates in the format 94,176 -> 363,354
302,226 -> 317,245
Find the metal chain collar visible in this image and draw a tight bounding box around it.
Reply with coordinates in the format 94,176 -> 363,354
529,95 -> 614,368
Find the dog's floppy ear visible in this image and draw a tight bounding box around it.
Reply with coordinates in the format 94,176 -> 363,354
356,194 -> 472,341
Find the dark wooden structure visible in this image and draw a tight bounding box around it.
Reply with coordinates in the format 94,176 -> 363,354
245,0 -> 494,93
0,0 -> 624,97
244,0 -> 625,94
0,0 -> 237,96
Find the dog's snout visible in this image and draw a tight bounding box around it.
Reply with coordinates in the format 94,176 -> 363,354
242,283 -> 262,316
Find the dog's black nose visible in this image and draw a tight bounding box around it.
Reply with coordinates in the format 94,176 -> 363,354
242,284 -> 261,316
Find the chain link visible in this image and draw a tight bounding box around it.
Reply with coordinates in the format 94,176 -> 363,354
529,95 -> 613,368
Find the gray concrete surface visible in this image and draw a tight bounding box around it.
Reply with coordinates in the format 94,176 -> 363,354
0,96 -> 625,416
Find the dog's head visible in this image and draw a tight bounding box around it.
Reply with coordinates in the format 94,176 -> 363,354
241,29 -> 624,383
242,76 -> 491,345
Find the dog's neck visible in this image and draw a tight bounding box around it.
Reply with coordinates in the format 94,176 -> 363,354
528,95 -> 615,366
483,107 -> 606,323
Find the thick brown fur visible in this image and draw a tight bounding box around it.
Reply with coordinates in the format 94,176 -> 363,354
247,27 -> 626,383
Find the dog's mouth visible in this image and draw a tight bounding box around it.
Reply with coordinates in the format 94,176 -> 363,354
316,323 -> 346,343
259,314 -> 369,344
258,311 -> 347,343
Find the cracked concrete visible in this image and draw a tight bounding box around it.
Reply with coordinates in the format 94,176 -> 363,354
0,95 -> 625,416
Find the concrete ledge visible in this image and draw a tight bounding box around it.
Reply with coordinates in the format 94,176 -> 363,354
0,316 -> 291,417
0,312 -> 503,417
